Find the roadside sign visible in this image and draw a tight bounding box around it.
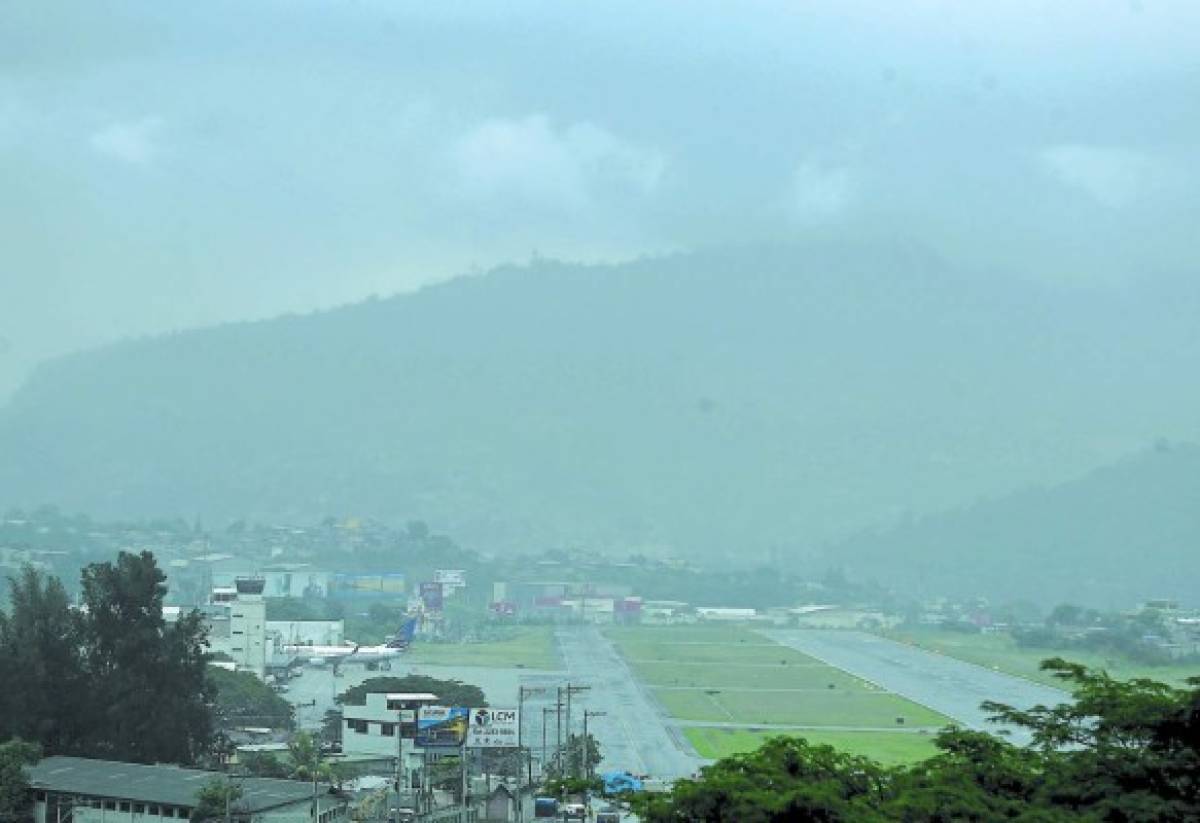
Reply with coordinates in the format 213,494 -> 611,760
416,706 -> 468,747
466,708 -> 519,748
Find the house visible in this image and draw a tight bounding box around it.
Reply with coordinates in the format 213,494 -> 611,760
27,756 -> 347,822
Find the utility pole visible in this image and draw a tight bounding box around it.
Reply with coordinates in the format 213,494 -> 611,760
563,684 -> 590,778
582,711 -> 606,780
461,747 -> 469,818
395,706 -> 405,815
515,684 -> 547,823
555,690 -> 565,776
541,707 -> 553,782
516,686 -> 526,823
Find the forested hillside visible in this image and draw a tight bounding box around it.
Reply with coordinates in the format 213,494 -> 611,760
2,243 -> 1197,568
830,443 -> 1200,607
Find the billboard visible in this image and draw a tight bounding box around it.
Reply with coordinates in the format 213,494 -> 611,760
419,581 -> 443,611
434,569 -> 466,591
329,573 -> 406,600
466,708 -> 520,748
213,570 -> 330,598
416,706 -> 468,748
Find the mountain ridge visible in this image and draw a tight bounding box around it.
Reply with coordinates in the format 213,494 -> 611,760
828,442 -> 1200,608
2,242 -> 1198,579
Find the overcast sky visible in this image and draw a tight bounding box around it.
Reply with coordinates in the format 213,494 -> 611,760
2,0 -> 1198,399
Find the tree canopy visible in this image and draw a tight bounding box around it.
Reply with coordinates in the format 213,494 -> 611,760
208,667 -> 294,731
337,675 -> 487,708
0,553 -> 213,764
633,659 -> 1200,822
0,739 -> 41,822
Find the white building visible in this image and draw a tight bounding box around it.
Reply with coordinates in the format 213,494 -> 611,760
29,756 -> 346,822
206,577 -> 268,680
342,692 -> 439,780
696,607 -> 759,622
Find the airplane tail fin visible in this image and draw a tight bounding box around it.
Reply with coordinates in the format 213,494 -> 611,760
386,617 -> 418,649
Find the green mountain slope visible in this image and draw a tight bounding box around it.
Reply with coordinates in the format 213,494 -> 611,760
830,443 -> 1200,607
1,243 -> 1197,565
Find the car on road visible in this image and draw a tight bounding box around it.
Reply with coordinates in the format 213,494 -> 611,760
561,802 -> 586,820
596,806 -> 621,823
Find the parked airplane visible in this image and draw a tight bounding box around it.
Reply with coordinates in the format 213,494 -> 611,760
284,617 -> 417,673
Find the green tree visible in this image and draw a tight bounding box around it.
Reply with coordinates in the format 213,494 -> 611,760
633,737 -> 891,822
189,778 -> 243,822
287,731 -> 324,780
882,729 -> 1047,822
637,660 -> 1200,821
545,733 -> 601,780
208,667 -> 295,730
337,675 -> 486,708
0,739 -> 41,823
0,568 -> 87,754
239,751 -> 290,778
79,551 -> 213,763
983,658 -> 1200,819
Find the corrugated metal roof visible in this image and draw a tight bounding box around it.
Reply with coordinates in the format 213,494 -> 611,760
28,757 -> 326,811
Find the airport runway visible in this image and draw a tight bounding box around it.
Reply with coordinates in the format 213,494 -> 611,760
533,626 -> 706,780
760,629 -> 1070,746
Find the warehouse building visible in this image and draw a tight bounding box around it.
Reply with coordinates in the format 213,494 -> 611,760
28,756 -> 347,822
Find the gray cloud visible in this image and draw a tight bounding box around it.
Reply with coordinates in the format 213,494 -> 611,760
449,114 -> 665,211
1039,145 -> 1164,208
786,160 -> 856,223
89,116 -> 164,165
1,0 -> 1199,398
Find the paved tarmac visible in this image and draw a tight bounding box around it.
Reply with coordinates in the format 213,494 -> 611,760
760,629 -> 1070,746
535,626 -> 706,780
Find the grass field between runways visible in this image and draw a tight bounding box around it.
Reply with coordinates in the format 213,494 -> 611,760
684,727 -> 940,766
605,624 -> 952,761
631,659 -> 870,690
405,625 -> 559,669
656,687 -> 947,728
883,627 -> 1200,689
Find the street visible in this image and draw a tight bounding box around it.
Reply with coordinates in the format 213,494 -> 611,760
537,625 -> 706,780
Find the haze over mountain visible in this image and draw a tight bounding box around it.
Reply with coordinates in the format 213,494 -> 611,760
830,442 -> 1200,608
2,242 -> 1198,572
4,1 -> 1199,402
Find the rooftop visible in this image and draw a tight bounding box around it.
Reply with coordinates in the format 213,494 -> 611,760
28,757 -> 331,812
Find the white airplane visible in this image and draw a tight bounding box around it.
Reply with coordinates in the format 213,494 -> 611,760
284,618 -> 417,673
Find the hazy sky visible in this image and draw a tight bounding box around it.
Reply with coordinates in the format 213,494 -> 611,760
2,0 -> 1198,399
